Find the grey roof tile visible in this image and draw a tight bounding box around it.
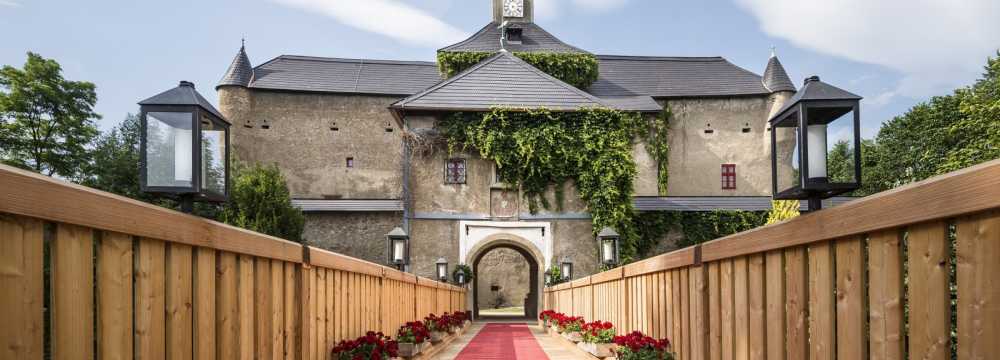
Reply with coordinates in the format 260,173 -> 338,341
762,55 -> 796,93
140,81 -> 227,121
249,55 -> 441,96
769,76 -> 863,123
439,22 -> 588,53
589,55 -> 770,98
599,96 -> 662,112
217,46 -> 254,88
392,51 -> 609,112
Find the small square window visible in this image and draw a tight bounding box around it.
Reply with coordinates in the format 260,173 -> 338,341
721,164 -> 736,190
445,158 -> 466,184
346,157 -> 354,168
505,28 -> 523,44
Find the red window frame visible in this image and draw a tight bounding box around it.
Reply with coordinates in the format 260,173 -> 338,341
721,164 -> 736,190
445,158 -> 466,184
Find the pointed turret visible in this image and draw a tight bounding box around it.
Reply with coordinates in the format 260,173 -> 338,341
217,42 -> 253,89
762,50 -> 795,93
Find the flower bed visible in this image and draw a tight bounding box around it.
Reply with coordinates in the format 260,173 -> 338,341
537,310 -> 675,360
613,331 -> 674,360
396,321 -> 431,358
578,321 -> 616,358
424,314 -> 449,343
331,331 -> 398,360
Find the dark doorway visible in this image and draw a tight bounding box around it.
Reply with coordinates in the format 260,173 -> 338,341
472,244 -> 539,320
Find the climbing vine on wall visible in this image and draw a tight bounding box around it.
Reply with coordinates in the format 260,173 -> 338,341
436,51 -> 600,89
438,107 -> 645,262
639,107 -> 671,195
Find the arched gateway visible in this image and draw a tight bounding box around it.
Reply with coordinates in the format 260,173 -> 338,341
460,221 -> 551,319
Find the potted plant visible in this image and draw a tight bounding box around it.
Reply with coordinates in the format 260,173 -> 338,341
396,321 -> 430,358
549,313 -> 566,335
539,310 -> 557,328
424,314 -> 448,343
331,331 -> 399,360
578,321 -> 616,358
452,264 -> 474,286
612,331 -> 675,360
463,310 -> 473,328
558,315 -> 585,343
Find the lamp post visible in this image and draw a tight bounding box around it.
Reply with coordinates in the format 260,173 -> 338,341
386,227 -> 409,271
770,76 -> 863,212
436,258 -> 449,282
138,81 -> 230,212
597,227 -> 620,267
456,271 -> 466,285
560,257 -> 573,281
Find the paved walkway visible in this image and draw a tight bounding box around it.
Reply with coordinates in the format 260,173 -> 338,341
433,321 -> 591,360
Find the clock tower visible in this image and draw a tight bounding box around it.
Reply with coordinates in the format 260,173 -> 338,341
493,0 -> 533,23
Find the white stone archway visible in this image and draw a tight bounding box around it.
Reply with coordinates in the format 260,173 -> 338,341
458,221 -> 552,268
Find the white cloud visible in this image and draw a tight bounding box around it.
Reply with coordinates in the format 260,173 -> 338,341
735,0 -> 1000,98
571,0 -> 628,12
0,0 -> 20,7
272,0 -> 467,48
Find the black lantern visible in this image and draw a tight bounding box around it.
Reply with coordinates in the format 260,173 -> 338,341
770,76 -> 862,211
597,227 -> 620,266
138,81 -> 230,212
543,269 -> 552,286
456,271 -> 466,285
560,257 -> 573,281
386,227 -> 409,269
436,258 -> 449,282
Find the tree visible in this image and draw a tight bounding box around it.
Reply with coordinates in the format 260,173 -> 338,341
220,163 -> 305,242
82,114 -> 145,199
0,52 -> 100,178
940,52 -> 1000,172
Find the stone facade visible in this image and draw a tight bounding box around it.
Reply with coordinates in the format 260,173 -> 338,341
302,211 -> 402,265
476,248 -> 531,309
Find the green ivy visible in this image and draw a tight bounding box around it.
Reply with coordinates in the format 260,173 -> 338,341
639,107 -> 671,195
439,107 -> 645,262
632,210 -> 769,258
436,51 -> 600,89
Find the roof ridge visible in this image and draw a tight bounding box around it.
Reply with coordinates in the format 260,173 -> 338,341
438,22 -> 495,53
596,54 -> 727,62
500,52 -> 610,107
393,52 -> 508,108
272,55 -> 437,66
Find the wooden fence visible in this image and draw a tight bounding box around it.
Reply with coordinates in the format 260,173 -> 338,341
0,164 -> 466,360
545,159 -> 1000,360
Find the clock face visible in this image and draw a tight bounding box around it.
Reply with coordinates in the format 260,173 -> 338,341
503,0 -> 524,17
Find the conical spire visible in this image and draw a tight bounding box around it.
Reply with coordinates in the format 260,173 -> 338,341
762,49 -> 795,93
217,41 -> 253,89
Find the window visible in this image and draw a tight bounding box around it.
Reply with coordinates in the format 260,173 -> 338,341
445,158 -> 466,184
505,28 -> 523,44
493,163 -> 502,184
721,164 -> 736,190
346,157 -> 354,168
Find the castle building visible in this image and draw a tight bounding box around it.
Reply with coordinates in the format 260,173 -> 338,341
216,0 -> 803,317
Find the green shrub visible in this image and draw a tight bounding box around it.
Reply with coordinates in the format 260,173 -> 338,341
221,163 -> 305,242
437,51 -> 600,89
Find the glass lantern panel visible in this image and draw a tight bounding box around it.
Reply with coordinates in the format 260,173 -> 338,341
806,105 -> 858,185
146,112 -> 193,188
392,238 -> 406,262
200,115 -> 226,195
772,113 -> 800,197
602,239 -> 615,263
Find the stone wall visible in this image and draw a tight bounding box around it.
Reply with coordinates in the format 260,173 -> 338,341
218,87 -> 403,200
476,248 -> 531,309
302,211 -> 402,265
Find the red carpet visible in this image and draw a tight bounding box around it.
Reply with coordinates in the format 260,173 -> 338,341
454,323 -> 550,360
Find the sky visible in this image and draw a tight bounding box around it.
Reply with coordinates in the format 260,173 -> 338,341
1,0 -> 998,140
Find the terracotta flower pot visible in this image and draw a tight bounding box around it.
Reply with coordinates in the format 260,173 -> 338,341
577,342 -> 616,358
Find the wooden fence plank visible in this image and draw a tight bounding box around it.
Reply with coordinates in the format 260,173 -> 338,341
693,266 -> 709,360
137,238 -> 166,360
99,231 -> 134,360
284,262 -> 296,360
272,261 -> 285,360
784,247 -> 807,360
52,224 -> 94,360
720,260 -> 734,360
764,250 -> 784,360
681,268 -> 690,360
194,247 -> 216,360
217,252 -> 239,360
907,221 -> 950,359
807,241 -> 834,360
956,211 -> 1000,359
747,254 -> 765,360
868,230 -> 903,360
709,262 -> 722,360
238,255 -> 255,360
299,266 -> 313,360
314,268 -> 325,358
732,257 -> 749,360
0,216 -> 44,359
835,236 -> 866,359
166,243 -> 194,360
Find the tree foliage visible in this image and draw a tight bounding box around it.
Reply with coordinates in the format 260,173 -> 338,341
632,210 -> 769,258
436,51 -> 600,89
766,200 -> 800,225
220,163 -> 305,242
440,107 -> 644,261
0,52 -> 100,178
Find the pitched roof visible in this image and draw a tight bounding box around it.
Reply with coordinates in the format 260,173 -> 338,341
139,81 -> 227,121
769,76 -> 863,123
588,55 -> 771,98
762,55 -> 796,93
391,51 -> 611,112
217,45 -> 254,88
248,55 -> 441,95
439,22 -> 587,54
598,96 -> 663,112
